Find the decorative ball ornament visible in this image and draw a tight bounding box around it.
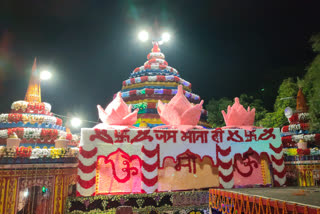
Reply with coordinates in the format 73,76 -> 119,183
284,107 -> 293,119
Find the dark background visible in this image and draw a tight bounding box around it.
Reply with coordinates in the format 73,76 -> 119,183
0,0 -> 319,131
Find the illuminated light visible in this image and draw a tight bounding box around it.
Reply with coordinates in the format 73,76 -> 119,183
42,186 -> 47,193
138,30 -> 149,42
260,88 -> 265,92
161,32 -> 171,43
71,117 -> 82,128
23,189 -> 29,197
40,70 -> 52,80
284,107 -> 293,119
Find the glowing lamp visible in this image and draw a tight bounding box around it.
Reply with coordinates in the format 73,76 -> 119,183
40,70 -> 52,80
23,189 -> 29,197
161,32 -> 171,42
71,117 -> 82,128
138,30 -> 149,42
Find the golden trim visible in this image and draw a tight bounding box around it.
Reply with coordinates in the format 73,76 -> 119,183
5,178 -> 17,214
0,178 -> 6,214
53,175 -> 64,214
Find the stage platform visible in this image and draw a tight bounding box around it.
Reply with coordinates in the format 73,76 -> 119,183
225,187 -> 320,207
209,187 -> 320,214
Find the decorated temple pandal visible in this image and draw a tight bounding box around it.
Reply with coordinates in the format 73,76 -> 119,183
77,82 -> 285,198
73,43 -> 288,213
281,88 -> 320,187
0,58 -> 79,214
120,42 -> 210,128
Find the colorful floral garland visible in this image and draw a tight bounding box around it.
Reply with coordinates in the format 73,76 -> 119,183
11,101 -> 52,115
282,134 -> 320,145
130,69 -> 180,78
121,88 -> 200,101
281,123 -> 309,133
283,147 -> 320,156
288,113 -> 310,123
0,128 -> 69,140
0,113 -> 62,126
0,146 -> 79,159
122,75 -> 191,89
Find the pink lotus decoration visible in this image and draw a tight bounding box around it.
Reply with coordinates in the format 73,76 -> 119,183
154,85 -> 204,131
94,92 -> 139,129
221,97 -> 257,130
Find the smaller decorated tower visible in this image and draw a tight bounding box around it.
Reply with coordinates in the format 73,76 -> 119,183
281,88 -> 320,186
0,58 -> 78,148
0,58 -> 79,214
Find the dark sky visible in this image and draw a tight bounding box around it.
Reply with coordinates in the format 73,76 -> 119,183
0,0 -> 319,131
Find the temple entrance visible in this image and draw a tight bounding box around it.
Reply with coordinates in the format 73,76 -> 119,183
17,185 -> 51,214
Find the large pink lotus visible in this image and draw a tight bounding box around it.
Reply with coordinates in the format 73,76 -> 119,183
221,97 -> 256,130
94,92 -> 138,129
155,85 -> 204,131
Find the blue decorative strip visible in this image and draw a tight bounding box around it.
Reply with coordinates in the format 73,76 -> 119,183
0,122 -> 66,131
122,86 -> 179,92
137,109 -> 158,114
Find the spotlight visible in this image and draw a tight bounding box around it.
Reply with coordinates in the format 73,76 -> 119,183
161,32 -> 171,43
138,30 -> 149,42
40,70 -> 52,80
71,117 -> 82,128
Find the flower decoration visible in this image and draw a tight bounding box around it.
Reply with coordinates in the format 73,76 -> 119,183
284,148 -> 298,156
221,98 -> 257,130
310,147 -> 319,155
297,148 -> 310,156
50,148 -> 66,159
94,92 -> 139,129
16,146 -> 32,158
6,147 -> 16,158
30,148 -> 50,159
0,146 -> 5,157
155,85 -> 204,131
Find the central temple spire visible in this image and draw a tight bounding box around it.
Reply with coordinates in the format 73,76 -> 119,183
24,58 -> 41,103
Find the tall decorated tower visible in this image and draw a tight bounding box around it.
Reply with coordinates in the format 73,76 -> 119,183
119,42 -> 210,128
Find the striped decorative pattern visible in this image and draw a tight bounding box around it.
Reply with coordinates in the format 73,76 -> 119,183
270,144 -> 286,186
77,146 -> 98,196
141,142 -> 159,193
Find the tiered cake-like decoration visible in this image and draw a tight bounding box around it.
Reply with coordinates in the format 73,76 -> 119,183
120,42 -> 210,128
282,88 -> 320,155
0,58 -> 78,148
281,88 -> 320,186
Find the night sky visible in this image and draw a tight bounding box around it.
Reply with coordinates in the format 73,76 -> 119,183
1,0 -> 319,131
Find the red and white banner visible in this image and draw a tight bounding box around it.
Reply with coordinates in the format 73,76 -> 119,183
77,128 -> 285,196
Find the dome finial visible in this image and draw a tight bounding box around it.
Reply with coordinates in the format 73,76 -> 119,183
151,41 -> 161,53
24,57 -> 41,103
